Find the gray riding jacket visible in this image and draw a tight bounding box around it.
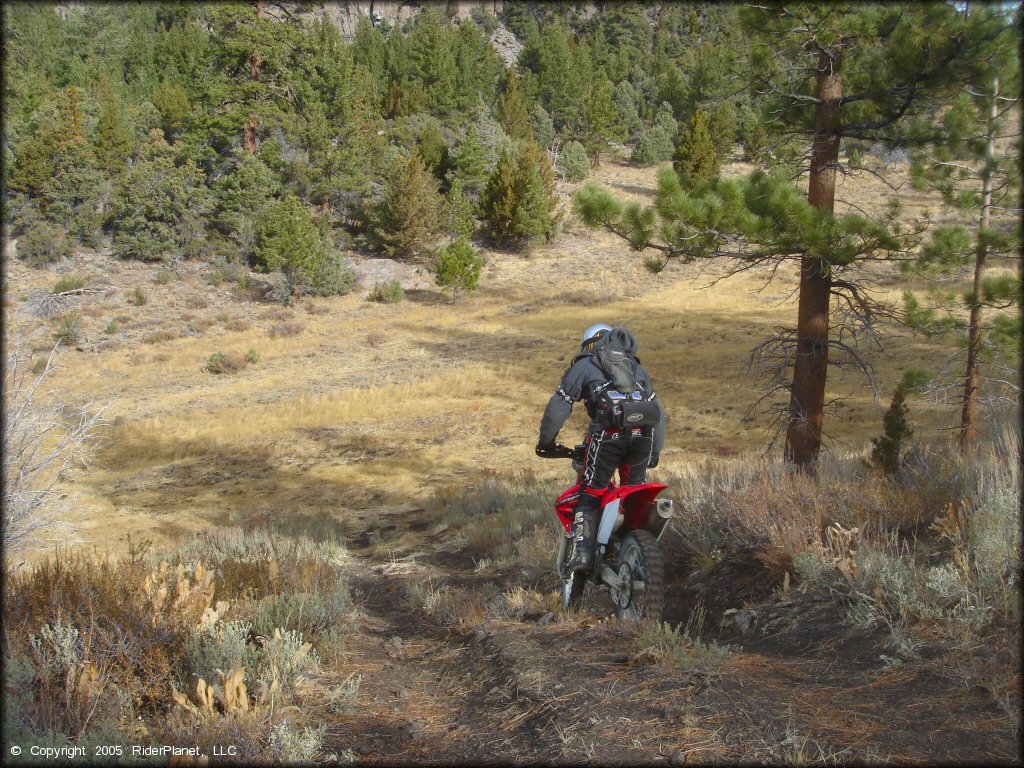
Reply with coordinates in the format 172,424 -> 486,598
538,327 -> 665,452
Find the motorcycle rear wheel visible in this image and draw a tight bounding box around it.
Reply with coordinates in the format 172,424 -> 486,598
612,529 -> 665,621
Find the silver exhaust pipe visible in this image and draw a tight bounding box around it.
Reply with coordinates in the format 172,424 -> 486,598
647,498 -> 674,540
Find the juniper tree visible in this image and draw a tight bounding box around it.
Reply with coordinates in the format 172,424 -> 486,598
741,109 -> 768,165
110,129 -> 211,262
557,140 -> 590,182
371,152 -> 444,260
212,152 -> 280,259
529,103 -> 556,150
443,179 -> 475,242
673,108 -> 718,187
498,70 -> 534,142
93,77 -> 135,176
870,378 -> 914,474
151,80 -> 191,143
447,102 -> 507,204
481,140 -> 558,250
704,102 -> 737,163
612,79 -> 644,137
576,4 -> 1003,468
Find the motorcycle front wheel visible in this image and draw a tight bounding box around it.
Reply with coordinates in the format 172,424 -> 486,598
611,529 -> 665,621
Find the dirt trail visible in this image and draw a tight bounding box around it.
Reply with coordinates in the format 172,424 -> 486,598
318,512 -> 1019,764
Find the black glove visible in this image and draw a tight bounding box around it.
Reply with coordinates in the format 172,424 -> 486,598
536,440 -> 557,458
648,452 -> 660,469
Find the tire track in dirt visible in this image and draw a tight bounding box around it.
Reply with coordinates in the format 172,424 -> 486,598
320,546 -> 572,764
319,509 -> 1019,765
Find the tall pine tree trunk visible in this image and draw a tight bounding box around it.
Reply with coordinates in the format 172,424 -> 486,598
959,76 -> 998,452
785,50 -> 841,468
243,0 -> 266,155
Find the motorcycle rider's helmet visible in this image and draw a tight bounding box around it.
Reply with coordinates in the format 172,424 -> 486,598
580,323 -> 613,351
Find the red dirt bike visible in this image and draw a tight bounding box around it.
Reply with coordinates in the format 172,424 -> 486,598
541,444 -> 674,621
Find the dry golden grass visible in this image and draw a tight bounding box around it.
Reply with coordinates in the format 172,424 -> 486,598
2,158 -> 1006,564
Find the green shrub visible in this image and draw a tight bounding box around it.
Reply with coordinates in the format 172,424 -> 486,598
632,126 -> 676,166
205,351 -> 248,374
153,268 -> 173,285
129,286 -> 147,306
557,140 -> 590,182
52,275 -> 86,294
635,612 -> 731,670
18,220 -> 71,266
53,311 -> 82,345
183,620 -> 253,688
250,588 -> 354,642
435,237 -> 482,293
104,320 -> 118,335
245,349 -> 260,364
367,279 -> 405,303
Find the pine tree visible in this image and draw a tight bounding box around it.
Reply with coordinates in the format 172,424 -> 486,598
537,21 -> 582,132
905,6 -> 1021,450
205,1 -> 302,155
454,18 -> 501,119
673,109 -> 719,187
372,152 -> 444,260
581,67 -> 623,166
257,194 -> 353,296
435,236 -> 483,295
576,4 -> 1002,467
443,179 -> 475,242
407,7 -> 458,120
870,382 -> 914,474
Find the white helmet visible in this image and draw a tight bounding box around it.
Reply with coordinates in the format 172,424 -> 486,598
581,323 -> 613,350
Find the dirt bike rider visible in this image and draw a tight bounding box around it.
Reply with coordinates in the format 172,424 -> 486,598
536,324 -> 666,572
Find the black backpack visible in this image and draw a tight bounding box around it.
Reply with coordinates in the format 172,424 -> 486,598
589,348 -> 660,428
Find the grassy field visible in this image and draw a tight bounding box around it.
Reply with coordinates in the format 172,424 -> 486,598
3,157 -> 994,564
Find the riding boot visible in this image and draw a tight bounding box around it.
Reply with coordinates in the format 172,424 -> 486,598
566,508 -> 596,572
